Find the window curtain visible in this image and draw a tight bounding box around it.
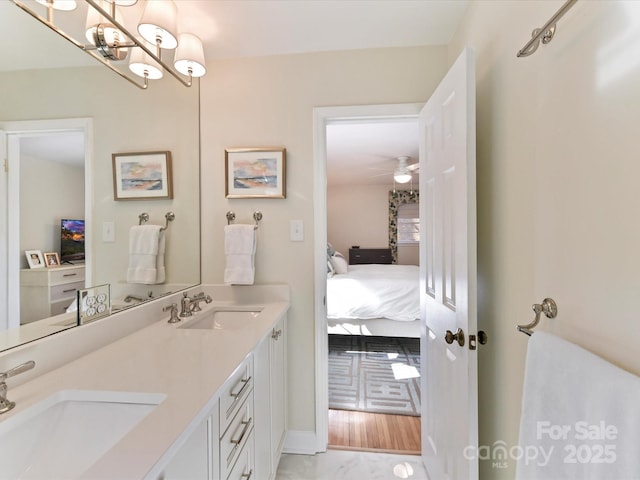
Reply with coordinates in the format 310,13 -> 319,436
388,190 -> 419,263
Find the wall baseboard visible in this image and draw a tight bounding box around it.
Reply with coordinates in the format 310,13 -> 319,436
283,430 -> 320,455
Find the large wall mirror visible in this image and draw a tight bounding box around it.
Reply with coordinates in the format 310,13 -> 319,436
0,2 -> 201,352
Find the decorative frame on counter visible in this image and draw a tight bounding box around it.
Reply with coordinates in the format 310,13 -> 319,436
44,252 -> 61,267
25,250 -> 45,269
225,147 -> 286,199
112,151 -> 173,200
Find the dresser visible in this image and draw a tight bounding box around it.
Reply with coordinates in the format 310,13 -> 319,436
348,248 -> 393,265
20,265 -> 86,324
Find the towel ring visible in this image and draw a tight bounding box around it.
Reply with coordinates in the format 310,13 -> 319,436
517,298 -> 557,336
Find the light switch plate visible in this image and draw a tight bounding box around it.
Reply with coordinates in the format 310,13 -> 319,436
102,221 -> 115,242
290,219 -> 303,241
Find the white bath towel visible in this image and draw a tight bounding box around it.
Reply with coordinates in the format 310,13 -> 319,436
224,224 -> 256,285
126,225 -> 165,284
516,331 -> 640,479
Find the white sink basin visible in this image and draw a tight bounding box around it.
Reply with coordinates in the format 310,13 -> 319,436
178,306 -> 264,330
0,390 -> 166,479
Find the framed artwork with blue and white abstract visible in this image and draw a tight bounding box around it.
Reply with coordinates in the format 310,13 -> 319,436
225,147 -> 286,199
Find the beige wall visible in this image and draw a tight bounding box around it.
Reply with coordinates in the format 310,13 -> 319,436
327,184 -> 390,257
20,156 -> 84,268
450,1 -> 640,477
199,46 -> 448,433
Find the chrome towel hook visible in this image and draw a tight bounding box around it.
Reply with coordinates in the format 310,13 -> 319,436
517,298 -> 557,336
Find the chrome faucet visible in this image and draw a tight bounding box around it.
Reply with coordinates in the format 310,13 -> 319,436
179,292 -> 194,317
0,360 -> 36,414
125,291 -> 154,303
163,303 -> 180,324
190,292 -> 213,312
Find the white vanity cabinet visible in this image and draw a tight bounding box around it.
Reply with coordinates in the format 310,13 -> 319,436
254,315 -> 287,480
157,314 -> 287,480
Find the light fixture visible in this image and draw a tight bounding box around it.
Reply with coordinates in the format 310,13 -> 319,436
129,40 -> 163,79
394,171 -> 412,184
174,33 -> 206,77
393,156 -> 412,183
137,0 -> 178,50
11,0 -> 207,90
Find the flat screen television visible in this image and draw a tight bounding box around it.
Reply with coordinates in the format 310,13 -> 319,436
60,219 -> 85,263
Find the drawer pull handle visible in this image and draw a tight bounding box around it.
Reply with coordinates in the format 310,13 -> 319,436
227,417 -> 253,465
230,376 -> 251,399
62,273 -> 77,277
231,417 -> 253,445
62,288 -> 77,293
241,469 -> 253,479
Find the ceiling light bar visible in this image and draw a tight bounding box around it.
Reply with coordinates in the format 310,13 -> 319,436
11,0 -> 206,90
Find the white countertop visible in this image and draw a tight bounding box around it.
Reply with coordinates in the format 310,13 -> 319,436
1,297 -> 289,479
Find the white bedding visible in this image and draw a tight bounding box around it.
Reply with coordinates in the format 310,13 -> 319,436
326,264 -> 419,322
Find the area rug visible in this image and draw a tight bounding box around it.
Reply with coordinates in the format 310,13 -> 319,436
328,335 -> 421,416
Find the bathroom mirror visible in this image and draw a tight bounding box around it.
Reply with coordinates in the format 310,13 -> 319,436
0,2 -> 201,351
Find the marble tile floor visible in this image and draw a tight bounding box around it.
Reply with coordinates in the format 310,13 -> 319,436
276,449 -> 429,480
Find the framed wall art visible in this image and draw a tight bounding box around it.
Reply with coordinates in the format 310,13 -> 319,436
112,151 -> 173,200
225,147 -> 286,199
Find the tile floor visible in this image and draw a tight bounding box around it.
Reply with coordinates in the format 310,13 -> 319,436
276,450 -> 428,480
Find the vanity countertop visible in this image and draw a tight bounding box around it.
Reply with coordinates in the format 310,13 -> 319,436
1,297 -> 290,479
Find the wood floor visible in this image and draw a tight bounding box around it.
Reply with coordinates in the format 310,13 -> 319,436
328,409 -> 421,455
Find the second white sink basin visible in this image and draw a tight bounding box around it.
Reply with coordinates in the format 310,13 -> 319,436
179,306 -> 264,331
0,389 -> 166,479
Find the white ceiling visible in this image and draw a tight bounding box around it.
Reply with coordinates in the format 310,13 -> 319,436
1,0 -> 468,179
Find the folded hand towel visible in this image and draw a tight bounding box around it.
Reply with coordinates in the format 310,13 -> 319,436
516,331 -> 640,479
127,225 -> 165,284
224,224 -> 256,285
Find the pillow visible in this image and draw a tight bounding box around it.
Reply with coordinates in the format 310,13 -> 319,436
327,259 -> 335,278
330,252 -> 348,274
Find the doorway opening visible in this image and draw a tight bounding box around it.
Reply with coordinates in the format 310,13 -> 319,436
313,103 -> 423,455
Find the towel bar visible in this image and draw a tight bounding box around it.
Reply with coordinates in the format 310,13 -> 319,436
138,212 -> 175,231
226,210 -> 262,229
517,298 -> 557,336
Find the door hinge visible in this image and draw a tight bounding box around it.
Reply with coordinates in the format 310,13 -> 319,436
469,331 -> 488,350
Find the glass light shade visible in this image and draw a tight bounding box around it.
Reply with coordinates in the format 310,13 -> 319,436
85,1 -> 125,46
129,43 -> 163,79
394,172 -> 412,184
174,33 -> 206,77
107,0 -> 138,5
36,0 -> 77,10
137,0 -> 178,49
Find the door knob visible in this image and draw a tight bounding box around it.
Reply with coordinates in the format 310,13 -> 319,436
445,328 -> 465,347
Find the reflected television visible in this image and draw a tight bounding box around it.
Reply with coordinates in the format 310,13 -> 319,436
60,219 -> 85,263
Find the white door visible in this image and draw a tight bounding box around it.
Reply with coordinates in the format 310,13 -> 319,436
420,48 -> 478,479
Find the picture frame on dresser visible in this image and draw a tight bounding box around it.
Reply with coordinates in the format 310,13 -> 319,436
44,252 -> 60,267
225,147 -> 286,198
25,250 -> 45,269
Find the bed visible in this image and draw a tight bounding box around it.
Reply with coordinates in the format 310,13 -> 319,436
326,260 -> 421,338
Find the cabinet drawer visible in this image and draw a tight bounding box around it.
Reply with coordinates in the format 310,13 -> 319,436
227,433 -> 254,480
50,267 -> 85,285
219,357 -> 253,434
221,393 -> 254,477
50,281 -> 85,302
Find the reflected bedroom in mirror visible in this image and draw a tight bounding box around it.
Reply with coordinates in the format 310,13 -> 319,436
0,0 -> 201,352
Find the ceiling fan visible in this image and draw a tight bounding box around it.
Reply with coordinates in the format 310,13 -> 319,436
393,156 -> 419,183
